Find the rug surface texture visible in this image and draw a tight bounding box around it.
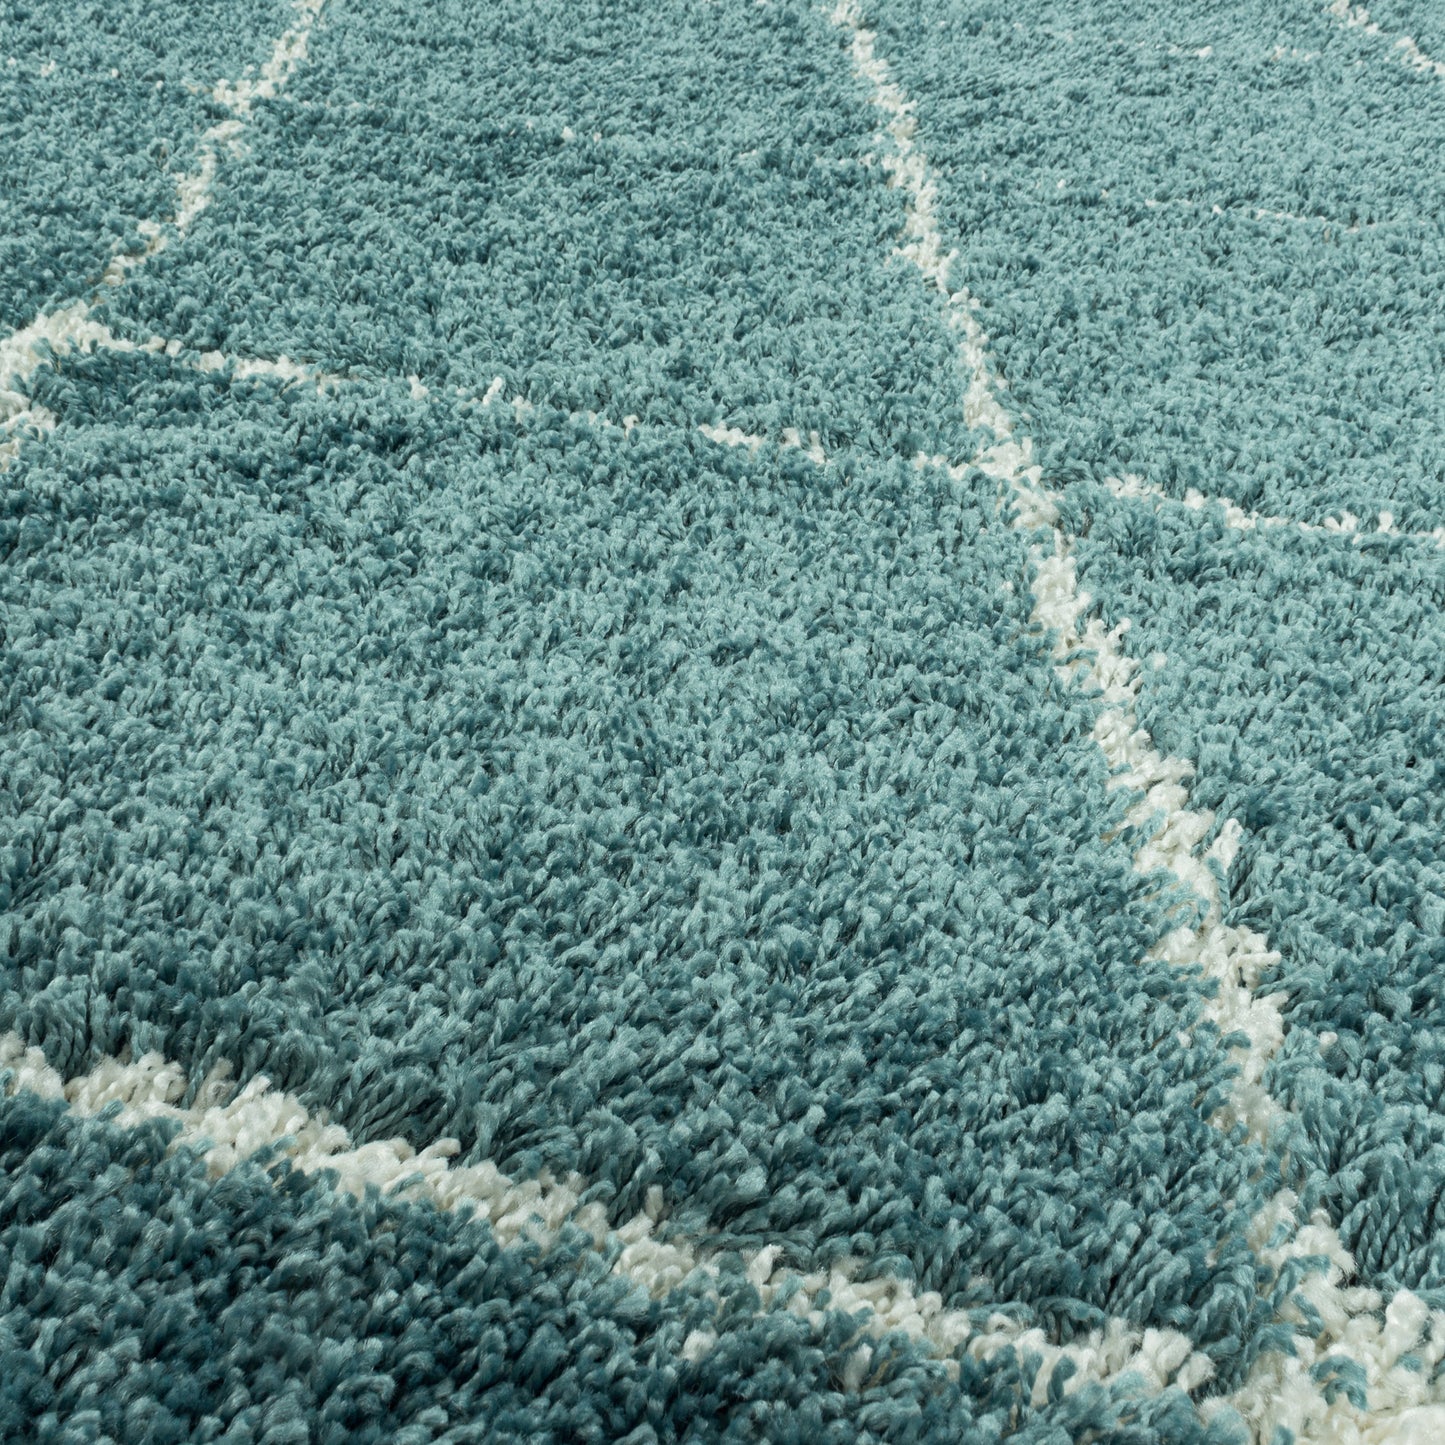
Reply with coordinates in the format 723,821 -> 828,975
2,0 -> 1445,1440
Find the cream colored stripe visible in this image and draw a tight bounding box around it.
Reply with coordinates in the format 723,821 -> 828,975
0,0 -> 328,463
0,1032 -> 1213,1401
832,1 -> 1445,1437
1328,0 -> 1445,82
1104,473 -> 1445,549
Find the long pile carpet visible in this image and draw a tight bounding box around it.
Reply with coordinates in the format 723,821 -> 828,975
3,1 -> 1445,1440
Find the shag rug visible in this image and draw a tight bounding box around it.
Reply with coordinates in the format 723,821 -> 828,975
3,0 -> 1445,1440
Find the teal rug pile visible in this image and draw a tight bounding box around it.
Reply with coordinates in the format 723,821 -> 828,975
3,1 -> 1445,1440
